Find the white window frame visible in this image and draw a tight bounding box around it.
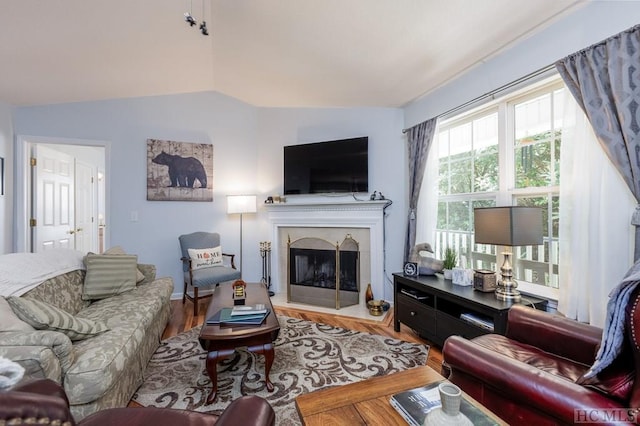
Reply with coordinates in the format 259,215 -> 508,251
434,75 -> 563,301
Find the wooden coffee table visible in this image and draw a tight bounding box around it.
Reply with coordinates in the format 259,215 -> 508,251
295,366 -> 506,425
199,282 -> 280,404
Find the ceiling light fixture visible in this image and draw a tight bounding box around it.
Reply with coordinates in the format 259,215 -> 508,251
200,21 -> 209,36
183,0 -> 209,36
184,0 -> 197,27
184,12 -> 196,27
199,0 -> 209,36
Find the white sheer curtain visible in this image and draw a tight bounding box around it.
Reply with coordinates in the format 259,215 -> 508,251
558,90 -> 635,327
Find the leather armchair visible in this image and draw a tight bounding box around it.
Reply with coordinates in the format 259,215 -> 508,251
442,294 -> 640,426
1,379 -> 276,426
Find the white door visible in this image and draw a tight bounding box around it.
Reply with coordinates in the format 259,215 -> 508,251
75,161 -> 95,253
32,145 -> 75,251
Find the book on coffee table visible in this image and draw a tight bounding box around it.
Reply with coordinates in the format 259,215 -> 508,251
230,305 -> 268,316
389,381 -> 498,426
206,307 -> 270,325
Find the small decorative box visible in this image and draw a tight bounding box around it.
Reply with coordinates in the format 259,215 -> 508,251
474,269 -> 497,292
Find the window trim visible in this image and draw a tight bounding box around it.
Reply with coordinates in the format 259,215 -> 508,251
434,75 -> 563,301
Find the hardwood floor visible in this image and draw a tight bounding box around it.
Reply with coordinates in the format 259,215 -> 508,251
162,299 -> 444,373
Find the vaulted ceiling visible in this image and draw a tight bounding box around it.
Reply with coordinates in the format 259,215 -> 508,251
0,0 -> 585,108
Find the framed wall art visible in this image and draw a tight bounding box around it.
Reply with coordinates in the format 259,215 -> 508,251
147,139 -> 213,202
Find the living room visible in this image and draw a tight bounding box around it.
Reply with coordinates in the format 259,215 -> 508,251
2,1 -> 640,424
0,2 -> 637,305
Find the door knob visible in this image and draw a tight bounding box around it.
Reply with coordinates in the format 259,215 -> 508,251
76,228 -> 83,233
67,229 -> 75,235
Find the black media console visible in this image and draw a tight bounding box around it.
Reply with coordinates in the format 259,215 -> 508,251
393,273 -> 548,347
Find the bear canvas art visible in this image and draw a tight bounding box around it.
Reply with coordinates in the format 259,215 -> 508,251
152,151 -> 207,189
147,139 -> 213,201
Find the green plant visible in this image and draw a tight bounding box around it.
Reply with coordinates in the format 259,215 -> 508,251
442,247 -> 458,270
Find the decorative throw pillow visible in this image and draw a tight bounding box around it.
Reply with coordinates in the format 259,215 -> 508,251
104,246 -> 145,283
188,246 -> 223,270
0,296 -> 34,332
6,297 -> 109,341
82,253 -> 138,300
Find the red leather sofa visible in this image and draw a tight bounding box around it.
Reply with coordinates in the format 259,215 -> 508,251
442,294 -> 640,425
0,379 -> 276,426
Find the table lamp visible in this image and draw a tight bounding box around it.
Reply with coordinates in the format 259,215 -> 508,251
473,206 -> 543,302
227,195 -> 257,275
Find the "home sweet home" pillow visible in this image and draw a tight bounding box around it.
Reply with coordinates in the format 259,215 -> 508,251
187,246 -> 223,270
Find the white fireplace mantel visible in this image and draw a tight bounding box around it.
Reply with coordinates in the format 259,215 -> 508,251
264,200 -> 391,305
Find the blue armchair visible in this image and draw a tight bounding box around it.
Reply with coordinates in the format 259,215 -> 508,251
179,232 -> 241,316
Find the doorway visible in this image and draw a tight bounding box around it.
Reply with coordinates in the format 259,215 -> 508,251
16,136 -> 108,253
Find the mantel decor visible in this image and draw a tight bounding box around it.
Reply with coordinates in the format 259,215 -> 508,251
147,139 -> 213,202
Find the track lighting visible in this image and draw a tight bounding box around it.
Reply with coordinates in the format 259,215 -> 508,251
200,21 -> 209,36
184,0 -> 209,36
184,12 -> 197,27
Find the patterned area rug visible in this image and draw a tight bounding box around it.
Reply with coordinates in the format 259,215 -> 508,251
133,316 -> 429,425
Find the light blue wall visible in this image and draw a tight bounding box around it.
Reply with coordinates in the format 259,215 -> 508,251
13,93 -> 406,300
404,1 -> 640,127
8,0 -> 640,299
0,101 -> 12,254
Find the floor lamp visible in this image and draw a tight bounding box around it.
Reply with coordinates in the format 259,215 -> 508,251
227,195 -> 257,277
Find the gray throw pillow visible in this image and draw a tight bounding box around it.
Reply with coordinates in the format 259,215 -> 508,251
6,297 -> 108,341
104,246 -> 146,283
83,253 -> 138,300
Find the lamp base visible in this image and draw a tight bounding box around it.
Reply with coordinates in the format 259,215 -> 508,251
495,285 -> 521,302
495,250 -> 521,303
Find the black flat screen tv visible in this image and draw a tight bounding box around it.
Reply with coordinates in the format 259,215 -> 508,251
284,136 -> 368,195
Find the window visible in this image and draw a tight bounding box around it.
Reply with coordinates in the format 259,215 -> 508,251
432,77 -> 563,299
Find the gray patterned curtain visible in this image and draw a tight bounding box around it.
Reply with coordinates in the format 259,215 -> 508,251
556,24 -> 640,260
404,117 -> 438,261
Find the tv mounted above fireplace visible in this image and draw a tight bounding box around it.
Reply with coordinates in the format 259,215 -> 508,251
283,136 -> 368,195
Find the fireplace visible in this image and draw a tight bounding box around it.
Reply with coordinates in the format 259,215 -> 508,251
287,235 -> 360,309
265,199 -> 390,310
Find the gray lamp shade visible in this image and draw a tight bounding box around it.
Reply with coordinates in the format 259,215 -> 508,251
474,206 -> 543,247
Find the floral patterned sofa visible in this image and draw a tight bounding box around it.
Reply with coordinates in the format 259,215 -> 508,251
0,249 -> 173,420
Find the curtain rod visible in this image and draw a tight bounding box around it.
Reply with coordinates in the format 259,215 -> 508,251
402,63 -> 557,134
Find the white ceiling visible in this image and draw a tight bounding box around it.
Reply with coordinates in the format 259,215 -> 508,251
0,0 -> 586,108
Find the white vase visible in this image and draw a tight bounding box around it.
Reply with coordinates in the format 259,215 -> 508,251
443,269 -> 453,280
423,383 -> 472,426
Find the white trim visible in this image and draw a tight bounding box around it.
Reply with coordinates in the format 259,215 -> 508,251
15,135 -> 110,252
264,200 -> 389,305
518,280 -> 558,302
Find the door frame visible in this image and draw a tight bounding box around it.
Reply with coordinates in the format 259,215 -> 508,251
15,135 -> 111,252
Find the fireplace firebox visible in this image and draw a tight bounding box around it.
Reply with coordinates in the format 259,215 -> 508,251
287,235 -> 360,309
